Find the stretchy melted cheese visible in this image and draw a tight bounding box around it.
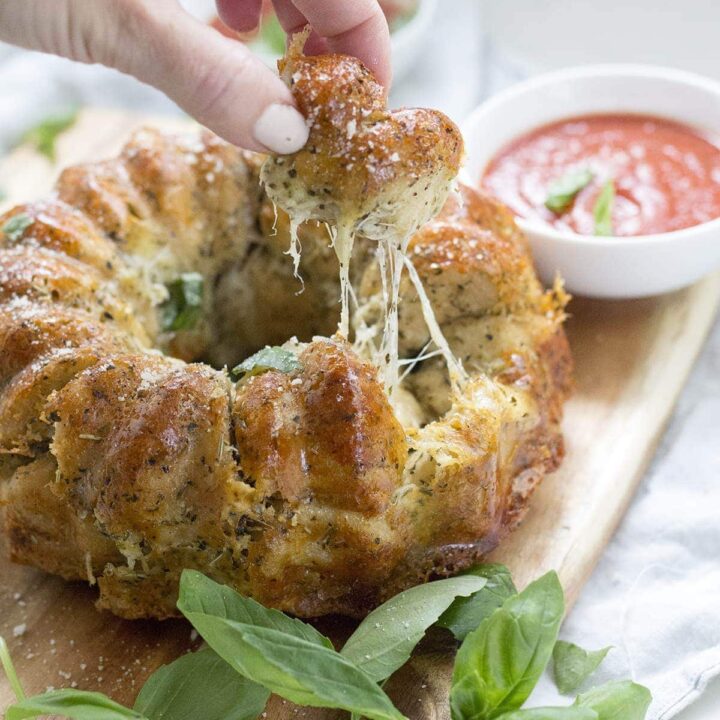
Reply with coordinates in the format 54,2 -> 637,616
261,36 -> 465,396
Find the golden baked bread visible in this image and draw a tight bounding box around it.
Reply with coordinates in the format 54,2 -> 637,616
0,51 -> 571,620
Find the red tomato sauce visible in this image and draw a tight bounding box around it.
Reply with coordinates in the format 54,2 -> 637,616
481,114 -> 720,236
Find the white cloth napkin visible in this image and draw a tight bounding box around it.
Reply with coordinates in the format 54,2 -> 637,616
527,317 -> 720,718
0,1 -> 718,717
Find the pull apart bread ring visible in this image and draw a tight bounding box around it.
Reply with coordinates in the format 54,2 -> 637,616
0,39 -> 572,619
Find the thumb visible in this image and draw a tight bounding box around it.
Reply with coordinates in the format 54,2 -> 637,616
0,0 -> 309,153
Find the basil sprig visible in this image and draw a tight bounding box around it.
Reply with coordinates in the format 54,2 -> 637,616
177,570 -> 331,648
177,572 -> 404,720
1,566 -> 652,720
231,346 -> 302,380
134,648 -> 269,720
4,690 -> 144,720
545,168 -> 594,214
341,575 -> 486,682
553,641 -> 611,695
19,108 -> 79,162
1,213 -> 32,242
575,680 -> 652,720
438,564 -> 517,641
450,571 -> 565,719
161,273 -> 204,332
493,708 -> 597,719
593,180 -> 616,236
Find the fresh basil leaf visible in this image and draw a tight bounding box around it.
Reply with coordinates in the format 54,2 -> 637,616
593,180 -> 615,236
178,615 -> 404,720
5,690 -> 144,720
574,680 -> 651,720
161,273 -> 204,332
135,647 -> 268,720
552,641 -> 611,695
450,571 -> 565,720
1,213 -> 32,242
545,168 -> 594,213
20,108 -> 79,162
0,635 -> 25,702
438,564 -> 517,641
231,346 -> 302,379
178,570 -> 332,648
495,707 -> 598,720
178,571 -> 403,718
341,575 -> 486,682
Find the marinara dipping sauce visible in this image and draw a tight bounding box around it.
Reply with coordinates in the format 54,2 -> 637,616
481,114 -> 720,236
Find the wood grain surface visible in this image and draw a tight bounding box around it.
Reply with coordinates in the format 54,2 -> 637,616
1,110 -> 719,719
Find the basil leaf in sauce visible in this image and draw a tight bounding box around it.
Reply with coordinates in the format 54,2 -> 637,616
552,641 -> 611,695
545,169 -> 594,214
135,648 -> 269,720
20,108 -> 80,162
494,708 -> 598,720
593,180 -> 616,236
574,680 -> 652,720
161,273 -> 204,332
437,564 -> 517,641
449,571 -> 565,720
231,346 -> 302,379
1,213 -> 32,242
5,690 -> 145,720
341,575 -> 486,682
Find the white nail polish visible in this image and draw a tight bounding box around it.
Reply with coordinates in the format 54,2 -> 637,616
253,104 -> 309,154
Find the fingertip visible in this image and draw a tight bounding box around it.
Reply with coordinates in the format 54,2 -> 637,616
216,0 -> 263,32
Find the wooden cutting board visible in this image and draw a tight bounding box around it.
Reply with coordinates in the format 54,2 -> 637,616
1,110 -> 719,719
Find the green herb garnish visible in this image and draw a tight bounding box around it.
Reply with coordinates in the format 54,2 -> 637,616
134,648 -> 268,720
553,641 -> 611,695
340,575 -> 485,682
177,572 -> 403,720
1,213 -> 32,242
231,346 -> 301,379
545,168 -> 594,213
20,108 -> 80,162
1,565 -> 651,720
4,690 -> 144,720
438,563 -> 517,641
450,571 -> 565,719
575,679 -> 652,720
0,637 -> 24,702
487,707 -> 597,719
593,180 -> 616,236
161,273 -> 204,332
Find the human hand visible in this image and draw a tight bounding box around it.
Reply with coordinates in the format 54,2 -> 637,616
0,0 -> 391,153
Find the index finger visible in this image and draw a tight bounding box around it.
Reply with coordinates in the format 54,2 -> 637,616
274,0 -> 392,88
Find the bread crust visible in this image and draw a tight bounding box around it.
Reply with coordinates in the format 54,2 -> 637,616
0,57 -> 571,620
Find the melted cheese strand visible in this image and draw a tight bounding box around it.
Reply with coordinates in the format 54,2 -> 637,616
403,254 -> 467,390
382,238 -> 407,395
286,214 -> 306,292
330,220 -> 355,338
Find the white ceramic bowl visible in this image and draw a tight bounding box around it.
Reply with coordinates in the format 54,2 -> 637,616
390,0 -> 438,82
461,65 -> 720,298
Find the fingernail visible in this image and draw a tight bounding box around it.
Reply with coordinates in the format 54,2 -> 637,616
253,103 -> 309,154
